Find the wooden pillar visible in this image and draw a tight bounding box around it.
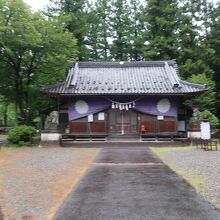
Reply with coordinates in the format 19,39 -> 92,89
40,114 -> 46,130
183,96 -> 187,132
57,95 -> 60,132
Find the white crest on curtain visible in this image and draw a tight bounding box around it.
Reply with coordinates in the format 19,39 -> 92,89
157,98 -> 171,113
75,100 -> 89,114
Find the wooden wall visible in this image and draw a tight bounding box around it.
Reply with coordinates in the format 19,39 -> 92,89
139,114 -> 177,134
69,112 -> 107,133
68,112 -> 177,134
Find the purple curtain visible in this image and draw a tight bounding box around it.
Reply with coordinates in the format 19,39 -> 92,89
134,97 -> 177,117
68,97 -> 111,121
68,97 -> 177,121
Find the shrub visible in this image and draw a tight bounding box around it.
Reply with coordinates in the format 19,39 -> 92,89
7,125 -> 37,145
201,110 -> 219,130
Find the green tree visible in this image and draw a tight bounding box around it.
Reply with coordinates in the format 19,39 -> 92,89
0,0 -> 77,125
85,0 -> 111,61
206,3 -> 220,90
0,96 -> 9,126
177,0 -> 215,79
143,0 -> 179,60
48,0 -> 88,60
128,0 -> 145,60
110,0 -> 131,61
85,5 -> 100,61
185,73 -> 216,113
94,0 -> 111,60
201,110 -> 219,130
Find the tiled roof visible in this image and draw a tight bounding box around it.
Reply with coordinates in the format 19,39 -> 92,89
40,61 -> 207,95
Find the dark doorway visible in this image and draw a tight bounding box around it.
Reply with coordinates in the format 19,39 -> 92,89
108,109 -> 138,135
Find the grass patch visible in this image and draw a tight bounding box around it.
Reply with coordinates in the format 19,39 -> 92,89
0,134 -> 7,138
177,169 -> 208,195
151,146 -> 215,209
150,146 -> 196,159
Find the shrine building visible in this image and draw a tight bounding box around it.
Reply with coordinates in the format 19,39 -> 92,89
40,61 -> 207,144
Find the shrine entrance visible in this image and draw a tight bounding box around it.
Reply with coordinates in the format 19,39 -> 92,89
108,109 -> 138,135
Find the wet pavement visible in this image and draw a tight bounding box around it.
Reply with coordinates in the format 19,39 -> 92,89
54,147 -> 220,220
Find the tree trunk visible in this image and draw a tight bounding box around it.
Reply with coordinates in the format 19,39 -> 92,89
14,102 -> 18,126
3,102 -> 8,126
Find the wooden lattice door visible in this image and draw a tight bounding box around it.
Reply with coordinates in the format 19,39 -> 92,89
109,109 -> 137,135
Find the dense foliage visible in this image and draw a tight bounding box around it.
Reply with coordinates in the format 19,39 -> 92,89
47,0 -> 220,124
201,110 -> 219,130
0,0 -> 77,125
7,125 -> 37,145
0,0 -> 220,126
185,73 -> 216,112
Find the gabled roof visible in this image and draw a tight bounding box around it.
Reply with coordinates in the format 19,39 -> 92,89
40,61 -> 207,96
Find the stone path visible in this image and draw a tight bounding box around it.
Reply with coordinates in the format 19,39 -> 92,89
54,147 -> 220,220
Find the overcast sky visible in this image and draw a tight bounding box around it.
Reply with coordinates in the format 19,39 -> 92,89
23,0 -> 49,11
24,0 -> 219,11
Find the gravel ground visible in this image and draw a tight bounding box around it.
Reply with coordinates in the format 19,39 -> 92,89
0,147 -> 100,220
152,147 -> 220,210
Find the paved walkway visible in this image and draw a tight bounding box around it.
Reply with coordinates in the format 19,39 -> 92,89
54,147 -> 220,220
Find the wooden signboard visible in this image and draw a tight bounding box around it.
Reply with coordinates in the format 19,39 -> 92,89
200,121 -> 211,140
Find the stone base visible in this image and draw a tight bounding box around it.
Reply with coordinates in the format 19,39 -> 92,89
39,133 -> 61,147
187,131 -> 201,139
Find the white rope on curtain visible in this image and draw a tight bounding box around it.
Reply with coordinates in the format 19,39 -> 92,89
105,97 -> 142,110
